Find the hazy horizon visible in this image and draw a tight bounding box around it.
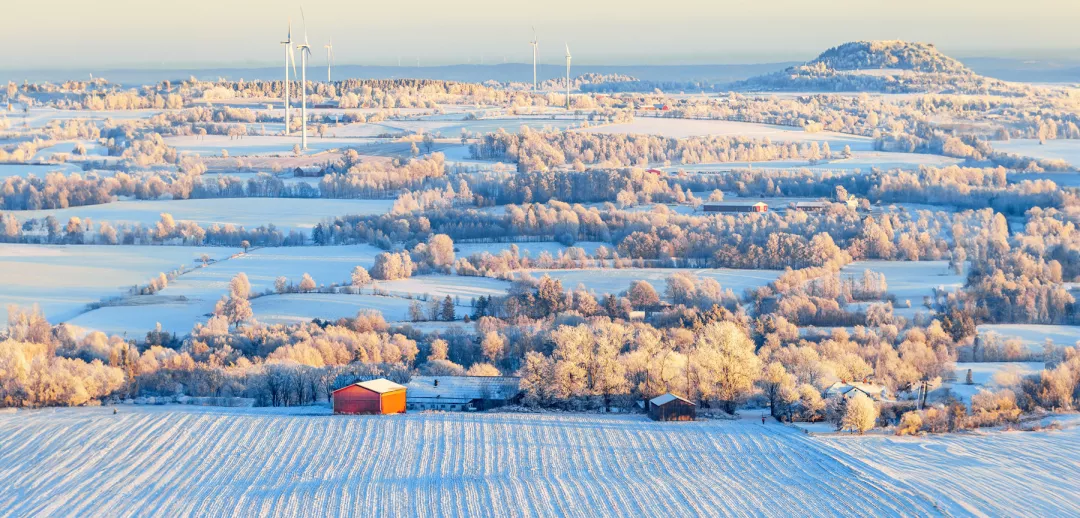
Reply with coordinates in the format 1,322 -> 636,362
4,0 -> 1079,70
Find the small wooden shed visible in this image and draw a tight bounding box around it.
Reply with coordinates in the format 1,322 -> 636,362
648,393 -> 696,421
332,379 -> 407,415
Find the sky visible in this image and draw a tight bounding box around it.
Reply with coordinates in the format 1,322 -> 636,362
4,0 -> 1079,69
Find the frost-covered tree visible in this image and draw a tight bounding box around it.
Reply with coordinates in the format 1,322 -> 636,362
299,273 -> 316,293
842,392 -> 878,434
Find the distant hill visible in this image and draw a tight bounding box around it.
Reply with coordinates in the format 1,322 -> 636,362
730,40 -> 1030,95
809,41 -> 970,74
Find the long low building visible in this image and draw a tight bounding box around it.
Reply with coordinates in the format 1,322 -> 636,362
702,201 -> 768,213
405,375 -> 522,411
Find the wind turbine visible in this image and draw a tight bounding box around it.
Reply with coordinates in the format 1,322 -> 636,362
296,7 -> 312,150
325,37 -> 334,82
281,19 -> 296,136
529,27 -> 538,92
564,43 -> 572,110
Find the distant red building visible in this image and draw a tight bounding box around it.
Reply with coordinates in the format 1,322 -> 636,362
332,379 -> 406,415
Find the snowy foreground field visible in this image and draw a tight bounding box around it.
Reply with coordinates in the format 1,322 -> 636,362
2,407 -> 1076,517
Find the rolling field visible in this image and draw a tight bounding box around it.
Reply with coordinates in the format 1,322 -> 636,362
821,419 -> 1080,517
15,198 -> 394,236
0,244 -> 237,322
67,244 -> 384,336
0,407 -> 944,517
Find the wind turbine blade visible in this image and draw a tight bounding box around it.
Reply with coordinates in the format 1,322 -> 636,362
301,5 -> 309,45
290,46 -> 298,78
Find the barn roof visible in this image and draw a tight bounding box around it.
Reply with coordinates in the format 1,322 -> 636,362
650,393 -> 694,406
405,376 -> 520,403
358,379 -> 407,394
333,378 -> 406,395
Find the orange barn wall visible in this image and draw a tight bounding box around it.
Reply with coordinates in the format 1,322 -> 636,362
380,390 -> 406,414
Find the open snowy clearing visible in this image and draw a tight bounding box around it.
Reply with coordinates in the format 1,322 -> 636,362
948,362 -> 1044,403
32,139 -> 109,160
0,162 -> 82,179
68,245 -> 384,336
16,198 -> 393,235
821,420 -> 1080,517
5,108 -> 163,129
517,267 -> 782,297
841,260 -> 963,304
0,244 -> 236,323
0,406 -> 945,517
375,274 -> 513,301
250,293 -> 415,324
994,139 -> 1080,169
577,118 -> 874,151
164,135 -> 384,157
977,324 -> 1080,351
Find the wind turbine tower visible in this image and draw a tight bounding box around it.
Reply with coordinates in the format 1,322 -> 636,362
564,43 -> 572,110
325,37 -> 334,82
297,8 -> 312,150
281,19 -> 296,136
530,28 -> 539,92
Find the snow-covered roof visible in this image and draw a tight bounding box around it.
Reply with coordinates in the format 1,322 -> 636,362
650,393 -> 694,407
825,381 -> 889,400
355,379 -> 406,394
405,376 -> 520,402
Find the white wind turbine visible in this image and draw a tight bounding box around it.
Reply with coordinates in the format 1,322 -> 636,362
281,19 -> 297,136
296,7 -> 312,150
529,27 -> 539,92
564,43 -> 572,110
325,37 -> 334,82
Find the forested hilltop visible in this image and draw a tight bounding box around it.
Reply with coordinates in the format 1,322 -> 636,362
732,40 -> 1029,95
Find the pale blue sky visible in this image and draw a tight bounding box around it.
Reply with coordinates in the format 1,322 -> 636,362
5,0 -> 1078,69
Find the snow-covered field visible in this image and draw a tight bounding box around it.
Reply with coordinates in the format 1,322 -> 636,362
578,118 -> 874,151
0,244 -> 236,322
7,108 -> 163,129
16,198 -> 393,235
0,162 -> 82,179
251,293 -> 415,324
994,139 -> 1080,169
376,274 -> 512,301
977,324 -> 1080,351
822,420 -> 1080,517
948,362 -> 1044,403
0,407 -> 949,517
518,267 -> 782,297
164,135 -> 380,156
841,260 -> 963,304
69,245 -> 383,336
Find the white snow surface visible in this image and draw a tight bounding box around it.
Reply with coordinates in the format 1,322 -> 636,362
16,198 -> 393,236
250,293 -> 414,325
977,324 -> 1080,352
69,245 -> 384,336
841,260 -> 963,303
994,139 -> 1080,169
0,406 -> 949,517
0,244 -> 236,322
822,421 -> 1080,517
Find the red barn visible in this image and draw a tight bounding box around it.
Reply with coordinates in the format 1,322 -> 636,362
332,379 -> 407,415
